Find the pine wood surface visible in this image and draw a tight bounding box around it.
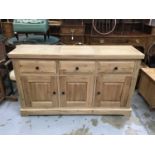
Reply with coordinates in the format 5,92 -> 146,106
9,45 -> 144,116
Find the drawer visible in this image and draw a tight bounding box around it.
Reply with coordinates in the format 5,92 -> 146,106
59,61 -> 95,74
97,61 -> 134,73
19,60 -> 56,73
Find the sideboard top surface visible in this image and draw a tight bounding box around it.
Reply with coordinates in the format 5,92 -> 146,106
8,45 -> 144,60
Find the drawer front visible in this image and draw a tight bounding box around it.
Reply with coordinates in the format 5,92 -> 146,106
19,60 -> 56,73
59,61 -> 95,74
97,61 -> 134,73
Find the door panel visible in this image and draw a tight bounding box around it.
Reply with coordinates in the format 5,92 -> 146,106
60,76 -> 94,107
95,74 -> 132,107
101,83 -> 123,101
21,75 -> 58,108
66,82 -> 87,101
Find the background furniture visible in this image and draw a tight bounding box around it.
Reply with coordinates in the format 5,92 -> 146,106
48,19 -> 155,62
138,68 -> 155,109
146,43 -> 155,67
0,36 -> 17,102
8,45 -> 144,116
60,20 -> 85,44
0,36 -> 6,60
1,19 -> 155,60
0,37 -> 7,101
48,19 -> 62,37
0,19 -> 14,38
13,19 -> 49,40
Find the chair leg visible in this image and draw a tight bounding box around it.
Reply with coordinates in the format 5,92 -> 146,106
15,33 -> 19,40
5,79 -> 18,101
25,33 -> 28,38
47,31 -> 50,39
44,33 -> 47,41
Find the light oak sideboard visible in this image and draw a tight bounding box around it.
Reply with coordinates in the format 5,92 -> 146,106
8,45 -> 144,116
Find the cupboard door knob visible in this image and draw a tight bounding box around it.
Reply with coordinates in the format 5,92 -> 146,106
97,91 -> 101,95
53,91 -> 56,95
114,67 -> 118,70
35,66 -> 39,70
62,91 -> 65,95
75,66 -> 79,70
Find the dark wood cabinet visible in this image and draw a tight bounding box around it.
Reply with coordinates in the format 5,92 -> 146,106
60,25 -> 85,44
1,21 -> 14,38
0,38 -> 6,60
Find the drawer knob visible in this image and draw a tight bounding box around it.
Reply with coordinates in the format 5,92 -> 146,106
114,67 -> 118,70
97,91 -> 101,95
62,91 -> 65,95
53,91 -> 56,95
75,66 -> 79,71
35,66 -> 39,70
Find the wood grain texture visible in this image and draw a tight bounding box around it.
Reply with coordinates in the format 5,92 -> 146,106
12,60 -> 26,107
138,69 -> 155,108
94,74 -> 132,107
59,75 -> 94,107
8,45 -> 144,60
97,61 -> 134,73
59,61 -> 95,74
19,60 -> 56,73
21,75 -> 58,108
21,107 -> 132,116
126,60 -> 141,107
140,68 -> 155,82
9,45 -> 144,116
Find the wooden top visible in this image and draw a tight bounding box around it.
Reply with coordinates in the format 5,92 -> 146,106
8,45 -> 144,60
141,68 -> 155,82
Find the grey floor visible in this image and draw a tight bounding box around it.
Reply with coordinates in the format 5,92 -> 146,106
0,91 -> 155,135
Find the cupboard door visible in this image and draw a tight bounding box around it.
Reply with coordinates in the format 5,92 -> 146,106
94,74 -> 132,107
59,76 -> 94,107
21,75 -> 58,108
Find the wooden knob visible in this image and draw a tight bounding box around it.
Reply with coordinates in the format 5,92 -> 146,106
53,91 -> 56,95
35,66 -> 39,70
97,91 -> 101,95
75,67 -> 79,70
62,91 -> 65,95
114,67 -> 118,70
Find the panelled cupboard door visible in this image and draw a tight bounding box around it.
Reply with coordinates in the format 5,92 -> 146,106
94,74 -> 132,107
59,76 -> 94,107
21,75 -> 58,108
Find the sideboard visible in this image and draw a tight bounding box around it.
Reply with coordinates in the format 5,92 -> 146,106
8,45 -> 144,116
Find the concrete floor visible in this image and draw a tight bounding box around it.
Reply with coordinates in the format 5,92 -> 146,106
0,91 -> 155,135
